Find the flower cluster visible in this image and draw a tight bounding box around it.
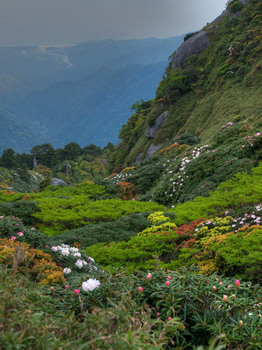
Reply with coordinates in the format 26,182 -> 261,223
106,171 -> 134,185
0,215 -> 26,240
225,205 -> 261,231
219,122 -> 234,131
242,132 -> 261,148
50,243 -> 97,273
51,244 -> 81,257
160,144 -> 212,202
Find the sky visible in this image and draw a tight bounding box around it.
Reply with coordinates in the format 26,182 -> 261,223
0,0 -> 229,47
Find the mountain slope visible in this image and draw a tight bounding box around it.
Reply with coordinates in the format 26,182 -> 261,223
113,0 -> 262,167
0,106 -> 45,153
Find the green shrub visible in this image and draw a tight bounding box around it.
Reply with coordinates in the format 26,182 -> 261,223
85,219 -> 202,272
49,212 -> 152,248
33,198 -> 164,235
0,200 -> 39,225
202,225 -> 262,283
228,0 -> 244,13
173,162 -> 262,225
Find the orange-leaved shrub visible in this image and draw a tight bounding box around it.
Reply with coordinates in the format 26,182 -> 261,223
0,238 -> 65,284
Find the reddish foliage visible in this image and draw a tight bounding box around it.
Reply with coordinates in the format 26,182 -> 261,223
117,181 -> 136,200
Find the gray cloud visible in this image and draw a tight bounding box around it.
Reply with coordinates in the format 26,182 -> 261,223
0,0 -> 228,46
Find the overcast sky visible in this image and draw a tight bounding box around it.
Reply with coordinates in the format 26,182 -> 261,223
0,0 -> 228,47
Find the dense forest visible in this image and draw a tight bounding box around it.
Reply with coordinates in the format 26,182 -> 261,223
0,0 -> 262,349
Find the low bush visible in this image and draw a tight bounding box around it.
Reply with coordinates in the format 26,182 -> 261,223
50,212 -> 151,248
0,238 -> 65,284
33,198 -> 164,235
85,219 -> 203,272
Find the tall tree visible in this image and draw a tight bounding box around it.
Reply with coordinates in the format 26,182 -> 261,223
0,148 -> 17,169
31,143 -> 58,167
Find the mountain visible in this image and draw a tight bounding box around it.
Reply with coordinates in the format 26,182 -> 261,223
112,0 -> 262,167
0,106 -> 45,153
19,62 -> 168,148
0,36 -> 184,152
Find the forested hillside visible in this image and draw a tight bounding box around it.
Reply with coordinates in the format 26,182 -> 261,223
0,0 -> 262,349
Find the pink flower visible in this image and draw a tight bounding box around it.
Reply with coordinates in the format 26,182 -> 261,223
17,232 -> 23,237
138,286 -> 143,292
65,285 -> 69,289
167,316 -> 172,321
165,281 -> 170,286
74,289 -> 80,295
157,312 -> 160,317
235,280 -> 240,288
167,275 -> 171,280
146,273 -> 152,280
11,236 -> 16,240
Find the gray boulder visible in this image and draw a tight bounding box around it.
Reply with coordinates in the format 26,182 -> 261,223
145,111 -> 169,138
172,31 -> 209,69
51,178 -> 68,186
146,144 -> 161,158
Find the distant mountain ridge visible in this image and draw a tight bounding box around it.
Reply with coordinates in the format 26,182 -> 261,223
0,36 -> 184,152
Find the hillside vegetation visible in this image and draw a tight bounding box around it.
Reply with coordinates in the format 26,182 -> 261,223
0,1 -> 262,349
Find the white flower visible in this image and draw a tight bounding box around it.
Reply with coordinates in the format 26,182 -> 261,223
75,259 -> 84,268
51,246 -> 58,252
60,248 -> 70,256
82,278 -> 100,292
70,247 -> 79,253
63,267 -> 72,275
73,252 -> 81,257
75,259 -> 87,269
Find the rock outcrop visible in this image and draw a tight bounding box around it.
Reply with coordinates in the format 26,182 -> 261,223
172,31 -> 209,69
145,111 -> 169,138
51,178 -> 68,186
172,0 -> 250,69
146,144 -> 161,158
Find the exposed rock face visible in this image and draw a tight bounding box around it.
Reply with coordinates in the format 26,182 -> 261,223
145,111 -> 169,138
172,0 -> 250,69
172,31 -> 209,69
146,144 -> 161,158
211,10 -> 229,24
51,178 -> 68,186
135,153 -> 143,165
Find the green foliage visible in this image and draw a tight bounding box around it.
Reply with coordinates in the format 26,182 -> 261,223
0,215 -> 26,236
138,212 -> 177,236
0,215 -> 48,249
86,219 -> 201,272
0,200 -> 39,225
184,31 -> 199,42
33,195 -> 163,235
110,0 -> 262,170
49,213 -> 152,248
228,0 -> 244,13
202,225 -> 262,283
128,156 -> 164,194
174,132 -> 201,146
172,162 -> 262,225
